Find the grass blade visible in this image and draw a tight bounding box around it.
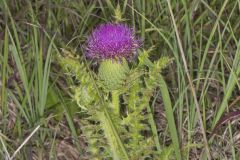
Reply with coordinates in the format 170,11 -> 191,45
159,75 -> 182,160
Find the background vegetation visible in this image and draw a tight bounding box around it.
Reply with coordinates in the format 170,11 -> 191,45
0,0 -> 240,159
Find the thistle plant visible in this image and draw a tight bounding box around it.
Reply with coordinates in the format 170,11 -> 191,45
58,21 -> 173,159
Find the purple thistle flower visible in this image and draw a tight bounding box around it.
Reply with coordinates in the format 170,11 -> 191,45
86,23 -> 141,60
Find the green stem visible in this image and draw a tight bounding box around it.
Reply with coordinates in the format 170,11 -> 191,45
98,109 -> 129,160
112,90 -> 120,116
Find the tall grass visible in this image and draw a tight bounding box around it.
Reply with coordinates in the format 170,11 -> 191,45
1,0 -> 240,159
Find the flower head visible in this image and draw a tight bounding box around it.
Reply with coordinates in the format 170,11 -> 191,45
86,23 -> 140,60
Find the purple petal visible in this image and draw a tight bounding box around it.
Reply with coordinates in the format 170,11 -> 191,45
86,23 -> 141,60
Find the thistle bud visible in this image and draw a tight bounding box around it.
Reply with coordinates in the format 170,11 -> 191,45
98,59 -> 129,91
86,23 -> 140,91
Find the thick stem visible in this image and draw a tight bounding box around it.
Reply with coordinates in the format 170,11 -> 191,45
98,110 -> 129,160
112,90 -> 120,116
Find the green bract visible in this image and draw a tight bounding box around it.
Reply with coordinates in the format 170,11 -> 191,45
98,59 -> 129,91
